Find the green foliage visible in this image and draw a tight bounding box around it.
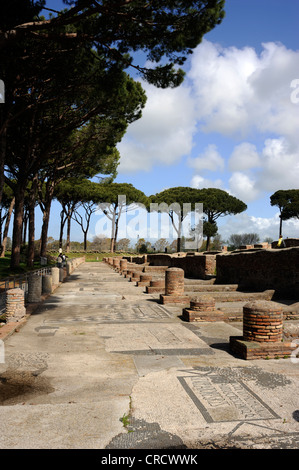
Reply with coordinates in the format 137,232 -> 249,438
271,189 -> 299,221
203,220 -> 218,238
198,188 -> 247,220
270,189 -> 299,237
1,0 -> 225,266
2,1 -> 225,88
151,186 -> 247,251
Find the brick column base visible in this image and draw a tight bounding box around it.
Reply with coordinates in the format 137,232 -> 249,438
230,300 -> 297,359
5,288 -> 26,323
146,279 -> 165,294
183,295 -> 224,322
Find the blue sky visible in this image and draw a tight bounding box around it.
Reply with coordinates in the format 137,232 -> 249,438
37,0 -> 299,245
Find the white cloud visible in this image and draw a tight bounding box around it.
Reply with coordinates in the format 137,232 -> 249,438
228,142 -> 261,171
188,40 -> 299,141
117,38 -> 299,208
188,144 -> 225,172
229,172 -> 260,202
188,40 -> 259,136
190,174 -> 223,189
218,211 -> 299,242
117,82 -> 197,173
257,137 -> 299,191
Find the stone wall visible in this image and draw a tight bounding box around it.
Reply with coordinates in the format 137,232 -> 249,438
146,253 -> 216,279
216,247 -> 299,298
271,238 -> 299,248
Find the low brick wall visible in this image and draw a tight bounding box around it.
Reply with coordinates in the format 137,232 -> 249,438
146,253 -> 216,279
216,248 -> 299,298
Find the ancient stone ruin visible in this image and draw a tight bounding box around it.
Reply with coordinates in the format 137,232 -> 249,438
105,241 -> 299,360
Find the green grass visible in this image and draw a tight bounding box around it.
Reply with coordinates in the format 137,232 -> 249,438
0,254 -> 55,279
0,252 -> 131,280
51,251 -> 131,262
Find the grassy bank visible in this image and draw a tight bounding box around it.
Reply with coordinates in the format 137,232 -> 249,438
0,252 -> 131,279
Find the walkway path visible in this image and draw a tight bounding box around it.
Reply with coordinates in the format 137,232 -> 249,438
0,261 -> 299,449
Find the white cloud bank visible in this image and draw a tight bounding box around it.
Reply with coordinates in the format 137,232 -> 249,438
117,83 -> 197,173
188,40 -> 299,201
218,211 -> 299,242
118,40 -> 299,197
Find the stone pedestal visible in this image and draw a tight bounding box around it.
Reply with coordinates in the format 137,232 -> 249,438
28,275 -> 42,303
42,274 -> 52,294
160,268 -> 189,304
51,267 -> 60,286
183,295 -> 224,322
230,300 -> 297,359
5,288 -> 26,322
66,261 -> 73,276
59,267 -> 67,282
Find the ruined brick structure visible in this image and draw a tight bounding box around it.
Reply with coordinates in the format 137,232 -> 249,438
216,247 -> 299,298
145,253 -> 216,279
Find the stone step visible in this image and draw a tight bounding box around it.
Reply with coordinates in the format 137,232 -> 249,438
143,266 -> 169,272
184,278 -> 215,285
184,284 -> 239,292
184,290 -> 275,302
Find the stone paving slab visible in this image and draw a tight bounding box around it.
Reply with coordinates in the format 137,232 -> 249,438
0,261 -> 299,451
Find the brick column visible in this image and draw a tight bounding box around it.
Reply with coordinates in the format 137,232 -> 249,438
5,288 -> 26,323
243,300 -> 283,342
113,258 -> 120,271
230,300 -> 296,359
160,268 -> 189,304
183,295 -> 224,322
137,274 -> 152,286
120,259 -> 127,273
28,274 -> 42,303
131,271 -> 141,282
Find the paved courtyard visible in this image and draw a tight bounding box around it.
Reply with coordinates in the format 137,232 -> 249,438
0,261 -> 299,449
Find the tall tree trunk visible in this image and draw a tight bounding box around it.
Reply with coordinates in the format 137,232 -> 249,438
279,214 -> 283,238
176,216 -> 182,252
66,209 -> 72,253
59,210 -> 66,249
40,182 -> 55,258
10,184 -> 26,268
0,196 -> 14,257
0,128 -> 7,209
27,175 -> 38,267
40,200 -> 51,257
206,235 -> 211,252
27,201 -> 35,267
109,210 -> 116,253
22,209 -> 29,246
84,231 -> 87,252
